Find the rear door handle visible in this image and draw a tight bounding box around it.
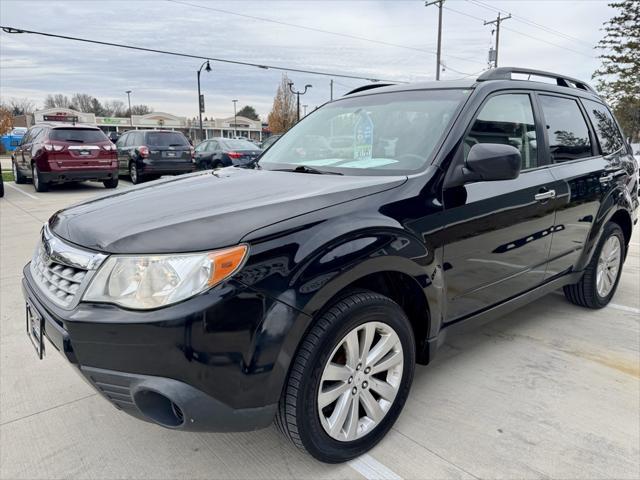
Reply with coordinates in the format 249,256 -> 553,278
534,189 -> 556,201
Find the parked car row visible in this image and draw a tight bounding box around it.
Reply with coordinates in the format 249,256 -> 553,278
8,123 -> 283,192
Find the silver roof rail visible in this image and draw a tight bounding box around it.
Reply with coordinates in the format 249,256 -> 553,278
477,67 -> 596,93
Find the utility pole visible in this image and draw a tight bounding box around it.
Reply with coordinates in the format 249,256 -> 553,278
425,0 -> 445,81
484,13 -> 511,68
330,79 -> 333,101
125,90 -> 132,127
232,99 -> 238,137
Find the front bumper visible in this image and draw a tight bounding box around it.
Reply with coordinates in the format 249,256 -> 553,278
21,264 -> 292,432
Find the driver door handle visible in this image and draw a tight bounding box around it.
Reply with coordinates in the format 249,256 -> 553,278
599,174 -> 614,184
534,189 -> 556,201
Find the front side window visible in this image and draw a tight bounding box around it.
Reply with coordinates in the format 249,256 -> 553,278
539,95 -> 592,162
259,89 -> 470,175
582,99 -> 624,156
465,93 -> 538,169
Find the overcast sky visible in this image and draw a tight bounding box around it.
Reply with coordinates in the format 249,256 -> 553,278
0,0 -> 613,120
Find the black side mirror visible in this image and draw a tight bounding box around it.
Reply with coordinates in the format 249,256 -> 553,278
463,143 -> 522,183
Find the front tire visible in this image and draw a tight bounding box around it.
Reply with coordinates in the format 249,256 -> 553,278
275,291 -> 415,463
32,164 -> 49,192
564,222 -> 625,308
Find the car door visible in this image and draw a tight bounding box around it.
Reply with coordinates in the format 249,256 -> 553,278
541,94 -> 632,278
194,140 -> 209,167
13,128 -> 30,173
441,91 -> 557,322
116,132 -> 130,172
18,127 -> 36,172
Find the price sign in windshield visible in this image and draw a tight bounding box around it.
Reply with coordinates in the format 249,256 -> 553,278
353,112 -> 374,161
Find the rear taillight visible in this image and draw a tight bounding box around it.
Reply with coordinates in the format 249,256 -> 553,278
102,144 -> 115,151
138,146 -> 150,158
43,144 -> 65,152
228,151 -> 242,159
190,146 -> 195,159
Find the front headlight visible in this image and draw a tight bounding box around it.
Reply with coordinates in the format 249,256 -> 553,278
83,245 -> 248,310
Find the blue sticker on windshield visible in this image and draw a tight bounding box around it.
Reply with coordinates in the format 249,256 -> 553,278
353,111 -> 374,161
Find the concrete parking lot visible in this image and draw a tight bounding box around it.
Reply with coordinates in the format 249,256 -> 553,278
1,164 -> 639,480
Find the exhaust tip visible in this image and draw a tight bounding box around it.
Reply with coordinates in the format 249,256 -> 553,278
133,389 -> 184,427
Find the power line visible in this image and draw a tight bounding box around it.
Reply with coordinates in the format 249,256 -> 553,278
467,0 -> 595,49
0,26 -> 406,83
443,5 -> 595,59
168,0 -> 487,67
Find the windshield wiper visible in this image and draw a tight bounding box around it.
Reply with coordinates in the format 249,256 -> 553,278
275,165 -> 343,175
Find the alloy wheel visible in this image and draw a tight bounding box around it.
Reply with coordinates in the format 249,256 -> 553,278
596,235 -> 621,297
130,163 -> 137,183
317,321 -> 403,442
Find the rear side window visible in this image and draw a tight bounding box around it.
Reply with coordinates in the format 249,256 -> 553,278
582,99 -> 624,156
49,128 -> 107,143
465,93 -> 538,170
145,132 -> 189,147
539,95 -> 592,162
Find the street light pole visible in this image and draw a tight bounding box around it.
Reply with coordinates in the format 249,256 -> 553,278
288,82 -> 312,122
197,60 -> 212,142
232,99 -> 238,137
303,104 -> 308,117
125,90 -> 132,127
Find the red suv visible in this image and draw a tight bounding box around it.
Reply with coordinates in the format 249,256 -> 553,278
11,123 -> 118,192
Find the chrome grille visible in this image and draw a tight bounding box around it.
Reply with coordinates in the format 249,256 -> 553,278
29,225 -> 107,309
31,245 -> 87,306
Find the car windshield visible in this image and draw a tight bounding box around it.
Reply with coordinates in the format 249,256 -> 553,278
49,128 -> 107,143
222,139 -> 257,150
259,89 -> 470,175
146,132 -> 189,147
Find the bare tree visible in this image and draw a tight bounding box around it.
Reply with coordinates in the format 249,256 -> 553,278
267,74 -> 297,134
103,100 -> 127,117
8,97 -> 37,116
129,104 -> 154,116
43,94 -> 71,109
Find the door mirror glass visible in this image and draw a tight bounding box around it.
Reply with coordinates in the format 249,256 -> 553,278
464,143 -> 522,182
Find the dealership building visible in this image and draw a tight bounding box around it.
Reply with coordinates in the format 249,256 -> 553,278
15,108 -> 268,142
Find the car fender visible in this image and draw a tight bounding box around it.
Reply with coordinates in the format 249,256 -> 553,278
576,183 -> 635,270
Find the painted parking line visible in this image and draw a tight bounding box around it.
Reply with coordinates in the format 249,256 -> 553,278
5,182 -> 39,200
348,454 -> 403,480
608,303 -> 640,315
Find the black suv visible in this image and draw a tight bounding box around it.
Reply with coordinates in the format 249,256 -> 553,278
115,130 -> 195,184
22,68 -> 638,463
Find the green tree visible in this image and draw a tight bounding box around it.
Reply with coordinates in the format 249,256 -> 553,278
237,105 -> 260,121
593,0 -> 640,140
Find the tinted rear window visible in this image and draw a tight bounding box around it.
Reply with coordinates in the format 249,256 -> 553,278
145,132 -> 189,147
49,128 -> 107,143
221,139 -> 256,150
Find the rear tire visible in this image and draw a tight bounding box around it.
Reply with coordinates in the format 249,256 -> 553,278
275,290 -> 415,463
563,222 -> 625,309
129,161 -> 144,184
213,161 -> 224,170
103,177 -> 119,189
12,160 -> 27,184
32,164 -> 49,192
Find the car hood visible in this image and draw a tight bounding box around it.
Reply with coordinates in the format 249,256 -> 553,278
50,168 -> 406,254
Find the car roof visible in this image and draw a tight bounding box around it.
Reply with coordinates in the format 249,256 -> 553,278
343,67 -> 602,102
